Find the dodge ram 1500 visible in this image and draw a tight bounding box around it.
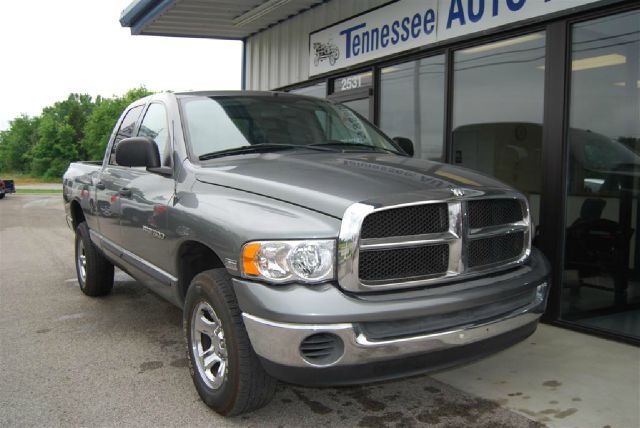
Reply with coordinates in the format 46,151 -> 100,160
63,91 -> 550,416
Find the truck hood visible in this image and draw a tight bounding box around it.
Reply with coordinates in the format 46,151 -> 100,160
194,152 -> 512,218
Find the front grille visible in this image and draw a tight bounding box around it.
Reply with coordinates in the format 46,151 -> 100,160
359,245 -> 449,281
468,232 -> 525,268
346,195 -> 530,290
360,203 -> 448,239
468,199 -> 523,229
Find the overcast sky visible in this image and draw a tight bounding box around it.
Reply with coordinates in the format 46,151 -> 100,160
0,0 -> 242,131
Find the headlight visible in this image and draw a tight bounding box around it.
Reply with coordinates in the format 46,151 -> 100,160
241,240 -> 335,284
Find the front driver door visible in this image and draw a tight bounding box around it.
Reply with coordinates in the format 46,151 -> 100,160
95,104 -> 145,248
118,102 -> 176,299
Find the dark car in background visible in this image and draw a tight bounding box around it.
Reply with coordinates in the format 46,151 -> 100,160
0,179 -> 15,199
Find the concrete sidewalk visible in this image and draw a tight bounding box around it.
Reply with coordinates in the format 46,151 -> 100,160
434,324 -> 640,428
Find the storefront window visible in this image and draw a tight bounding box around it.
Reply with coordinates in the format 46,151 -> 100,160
330,71 -> 374,120
562,10 -> 640,339
289,82 -> 327,98
380,55 -> 445,161
451,33 -> 546,225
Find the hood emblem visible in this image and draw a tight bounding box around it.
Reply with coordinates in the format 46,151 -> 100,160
450,187 -> 465,197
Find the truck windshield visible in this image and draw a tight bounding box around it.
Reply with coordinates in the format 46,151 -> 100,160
179,95 -> 402,159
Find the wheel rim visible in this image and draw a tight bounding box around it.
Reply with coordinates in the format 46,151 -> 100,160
191,301 -> 228,390
76,239 -> 87,286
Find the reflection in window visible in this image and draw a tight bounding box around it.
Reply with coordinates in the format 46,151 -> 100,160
451,33 -> 546,225
380,55 -> 445,161
341,98 -> 370,120
182,98 -> 251,156
138,103 -> 170,166
180,96 -> 397,159
562,10 -> 640,340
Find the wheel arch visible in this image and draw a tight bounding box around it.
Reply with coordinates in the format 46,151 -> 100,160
177,240 -> 225,303
70,199 -> 85,230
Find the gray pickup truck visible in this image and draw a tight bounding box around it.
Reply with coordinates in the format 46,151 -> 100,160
63,91 -> 550,416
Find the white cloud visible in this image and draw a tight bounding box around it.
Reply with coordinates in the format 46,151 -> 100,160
0,0 -> 242,131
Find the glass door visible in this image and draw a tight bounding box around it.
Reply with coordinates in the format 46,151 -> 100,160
562,10 -> 640,340
328,70 -> 374,121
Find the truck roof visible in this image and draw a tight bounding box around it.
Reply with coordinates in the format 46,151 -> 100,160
173,90 -> 318,100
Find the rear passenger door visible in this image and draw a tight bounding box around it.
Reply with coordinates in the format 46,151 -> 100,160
96,104 -> 144,247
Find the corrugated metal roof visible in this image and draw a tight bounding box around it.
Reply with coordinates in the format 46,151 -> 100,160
120,0 -> 326,39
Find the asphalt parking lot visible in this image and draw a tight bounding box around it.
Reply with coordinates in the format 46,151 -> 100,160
0,194 -> 542,427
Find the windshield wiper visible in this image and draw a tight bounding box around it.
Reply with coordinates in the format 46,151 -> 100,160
309,141 -> 400,154
198,144 -> 334,161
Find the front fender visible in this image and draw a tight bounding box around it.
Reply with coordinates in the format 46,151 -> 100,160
168,181 -> 342,277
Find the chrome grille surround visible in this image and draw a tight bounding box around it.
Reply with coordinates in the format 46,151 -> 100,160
337,189 -> 532,292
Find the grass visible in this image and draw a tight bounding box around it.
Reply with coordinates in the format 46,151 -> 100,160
3,172 -> 61,185
15,188 -> 63,194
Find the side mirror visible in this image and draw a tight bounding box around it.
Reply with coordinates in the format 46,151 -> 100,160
116,137 -> 160,168
393,137 -> 414,157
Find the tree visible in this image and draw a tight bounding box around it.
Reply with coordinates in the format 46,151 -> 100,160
29,93 -> 94,178
0,87 -> 153,178
0,115 -> 39,173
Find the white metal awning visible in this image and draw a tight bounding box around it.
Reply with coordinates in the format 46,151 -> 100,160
120,0 -> 325,39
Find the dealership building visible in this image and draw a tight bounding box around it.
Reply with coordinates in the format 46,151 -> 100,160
121,0 -> 639,344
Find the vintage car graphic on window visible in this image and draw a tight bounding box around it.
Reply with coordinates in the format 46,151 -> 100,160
313,40 -> 339,67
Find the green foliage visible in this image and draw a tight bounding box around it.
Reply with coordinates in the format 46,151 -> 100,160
0,87 -> 153,179
0,115 -> 40,173
30,94 -> 93,178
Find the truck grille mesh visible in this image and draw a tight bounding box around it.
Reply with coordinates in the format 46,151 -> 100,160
360,203 -> 448,239
354,197 -> 529,286
468,232 -> 525,268
359,245 -> 449,281
468,199 -> 523,228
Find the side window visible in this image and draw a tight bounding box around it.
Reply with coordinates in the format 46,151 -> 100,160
109,105 -> 144,165
138,103 -> 171,167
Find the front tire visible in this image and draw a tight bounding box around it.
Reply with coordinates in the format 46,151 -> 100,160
75,222 -> 114,296
184,269 -> 276,416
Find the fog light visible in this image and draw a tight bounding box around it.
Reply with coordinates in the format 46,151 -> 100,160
299,333 -> 344,367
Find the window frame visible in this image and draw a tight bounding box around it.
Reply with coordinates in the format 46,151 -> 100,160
105,104 -> 146,168
137,101 -> 173,168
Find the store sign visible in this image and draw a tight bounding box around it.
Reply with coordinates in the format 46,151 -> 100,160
309,0 -> 600,76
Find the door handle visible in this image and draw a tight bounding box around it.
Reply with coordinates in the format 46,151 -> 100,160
119,187 -> 132,198
96,182 -> 106,190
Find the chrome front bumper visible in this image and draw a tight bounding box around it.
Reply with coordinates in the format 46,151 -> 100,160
243,282 -> 547,368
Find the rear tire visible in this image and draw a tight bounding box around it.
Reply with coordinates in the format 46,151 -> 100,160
184,269 -> 276,416
75,222 -> 114,296
0,193 -> 5,199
